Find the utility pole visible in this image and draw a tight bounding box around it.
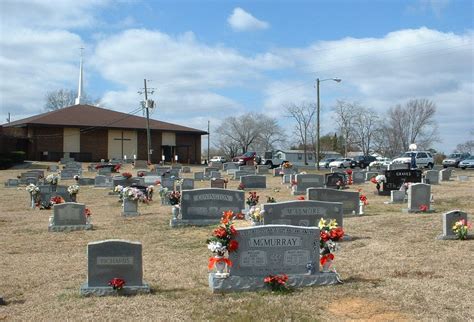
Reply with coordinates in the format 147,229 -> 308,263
138,79 -> 155,164
6,112 -> 11,123
207,120 -> 210,164
316,78 -> 320,171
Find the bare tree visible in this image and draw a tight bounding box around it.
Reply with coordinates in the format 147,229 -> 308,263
385,98 -> 439,152
333,100 -> 359,157
351,107 -> 379,155
285,102 -> 316,165
215,113 -> 283,158
456,131 -> 474,154
44,89 -> 98,111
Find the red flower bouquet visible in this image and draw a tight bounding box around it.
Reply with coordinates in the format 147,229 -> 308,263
207,211 -> 239,271
264,274 -> 290,292
108,278 -> 126,290
121,172 -> 133,179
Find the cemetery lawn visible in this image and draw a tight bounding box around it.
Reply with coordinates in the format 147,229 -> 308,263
1,164 -> 473,321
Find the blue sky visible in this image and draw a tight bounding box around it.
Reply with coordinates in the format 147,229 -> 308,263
0,0 -> 472,153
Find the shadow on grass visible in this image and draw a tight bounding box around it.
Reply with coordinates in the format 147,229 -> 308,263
343,275 -> 384,287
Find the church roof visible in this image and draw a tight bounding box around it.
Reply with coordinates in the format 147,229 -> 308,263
3,104 -> 207,134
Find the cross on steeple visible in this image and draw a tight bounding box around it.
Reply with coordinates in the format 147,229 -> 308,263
75,47 -> 84,105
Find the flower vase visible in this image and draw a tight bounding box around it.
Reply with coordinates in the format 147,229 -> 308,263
71,194 -> 77,202
30,195 -> 36,209
213,256 -> 229,278
359,202 -> 364,215
51,183 -> 57,192
172,206 -> 179,220
251,220 -> 262,226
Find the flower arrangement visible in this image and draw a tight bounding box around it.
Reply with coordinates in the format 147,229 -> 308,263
121,172 -> 132,179
207,211 -> 239,272
359,194 -> 368,206
51,196 -> 65,205
248,206 -> 265,222
146,185 -> 154,200
264,274 -> 290,292
37,195 -> 65,210
452,219 -> 472,240
114,164 -> 121,172
167,191 -> 181,205
266,196 -> 276,203
370,174 -> 386,191
26,183 -> 39,195
282,162 -> 293,169
108,278 -> 126,290
73,175 -> 80,182
290,179 -> 297,188
122,187 -> 148,203
67,184 -> 80,195
85,208 -> 92,223
319,218 -> 344,271
237,183 -> 245,190
346,169 -> 353,185
45,173 -> 59,185
137,172 -> 145,177
158,186 -> 168,199
418,204 -> 429,212
335,179 -> 346,190
297,196 -> 305,200
246,192 -> 259,207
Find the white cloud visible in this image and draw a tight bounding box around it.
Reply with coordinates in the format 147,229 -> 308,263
227,7 -> 269,32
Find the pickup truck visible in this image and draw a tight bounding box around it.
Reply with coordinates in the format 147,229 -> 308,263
233,152 -> 258,165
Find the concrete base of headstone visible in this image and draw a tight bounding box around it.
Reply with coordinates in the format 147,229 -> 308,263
208,272 -> 342,293
80,282 -> 150,296
170,218 -> 220,227
48,219 -> 93,232
436,234 -> 473,240
402,208 -> 436,214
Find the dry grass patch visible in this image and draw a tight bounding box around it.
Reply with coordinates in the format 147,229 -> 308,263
0,164 -> 473,320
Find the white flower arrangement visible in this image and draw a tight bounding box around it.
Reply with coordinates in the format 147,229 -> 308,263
248,206 -> 265,222
146,185 -> 154,193
375,175 -> 386,183
122,187 -> 146,202
46,173 -> 59,185
67,184 -> 80,195
114,185 -> 124,193
26,183 -> 39,195
207,241 -> 226,253
158,187 -> 169,198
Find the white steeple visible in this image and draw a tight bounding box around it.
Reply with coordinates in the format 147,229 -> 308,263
74,47 -> 84,105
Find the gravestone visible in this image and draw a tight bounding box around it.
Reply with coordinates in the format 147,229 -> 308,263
282,174 -> 291,184
223,162 -> 238,171
56,185 -> 73,202
209,225 -> 341,293
61,169 -> 80,180
134,160 -> 148,169
27,170 -> 45,177
177,178 -> 194,191
439,169 -> 451,181
273,168 -> 283,176
404,183 -> 432,213
143,175 -> 160,186
390,190 -> 406,203
48,202 -> 92,231
380,169 -> 422,196
137,170 -> 151,177
233,171 -> 253,180
194,172 -> 204,180
171,164 -> 182,170
209,162 -> 223,170
458,175 -> 469,181
181,166 -> 191,173
388,163 -> 409,171
80,240 -> 150,296
292,174 -> 325,195
324,173 -> 346,189
239,165 -> 255,172
210,171 -> 221,179
78,178 -> 95,186
204,167 -> 219,177
49,165 -> 59,172
256,165 -> 269,174
4,179 -> 19,187
307,188 -> 359,215
94,175 -> 113,188
352,172 -> 365,184
424,170 -> 439,185
263,200 -> 344,228
122,199 -> 139,217
98,167 -> 112,176
160,177 -> 175,190
330,167 -> 345,174
20,172 -> 40,185
437,210 -> 469,240
169,169 -> 180,178
365,171 -> 379,181
112,176 -> 141,188
240,175 -> 266,189
171,188 -> 244,227
210,178 -> 227,189
154,166 -> 171,176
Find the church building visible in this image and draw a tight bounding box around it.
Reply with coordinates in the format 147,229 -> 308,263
1,51 -> 206,163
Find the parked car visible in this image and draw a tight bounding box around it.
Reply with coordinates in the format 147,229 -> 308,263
328,158 -> 353,168
233,151 -> 257,165
392,151 -> 434,169
369,158 -> 392,167
442,153 -> 471,168
318,158 -> 337,169
351,155 -> 377,169
459,157 -> 474,169
209,156 -> 227,163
